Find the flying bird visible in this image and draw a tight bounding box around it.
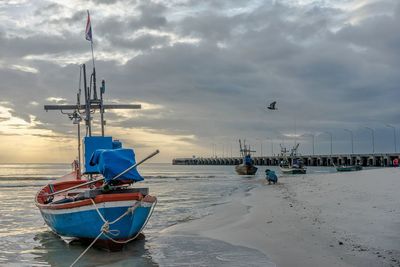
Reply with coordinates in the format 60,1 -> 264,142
267,101 -> 277,110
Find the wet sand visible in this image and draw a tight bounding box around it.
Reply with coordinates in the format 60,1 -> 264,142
165,168 -> 400,266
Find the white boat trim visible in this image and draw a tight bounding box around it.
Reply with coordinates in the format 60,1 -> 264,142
40,200 -> 153,215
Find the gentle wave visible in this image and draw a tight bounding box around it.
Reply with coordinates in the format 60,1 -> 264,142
0,184 -> 43,188
0,177 -> 55,181
144,175 -> 220,179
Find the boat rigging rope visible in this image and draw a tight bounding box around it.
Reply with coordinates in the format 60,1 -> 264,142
104,198 -> 157,244
70,198 -> 157,267
70,230 -> 103,267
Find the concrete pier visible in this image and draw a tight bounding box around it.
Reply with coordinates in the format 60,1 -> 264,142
172,153 -> 400,167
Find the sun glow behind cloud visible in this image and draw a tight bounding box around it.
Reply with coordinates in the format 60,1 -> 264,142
0,100 -> 199,163
108,101 -> 165,121
106,126 -> 201,162
0,104 -> 77,163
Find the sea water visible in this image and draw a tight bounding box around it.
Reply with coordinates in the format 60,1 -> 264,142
0,163 -> 336,267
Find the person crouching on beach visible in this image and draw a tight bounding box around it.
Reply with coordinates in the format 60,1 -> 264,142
265,169 -> 278,184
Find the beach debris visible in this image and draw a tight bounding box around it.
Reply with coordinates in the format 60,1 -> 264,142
338,241 -> 343,245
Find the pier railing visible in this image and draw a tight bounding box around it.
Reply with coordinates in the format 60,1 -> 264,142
172,153 -> 400,167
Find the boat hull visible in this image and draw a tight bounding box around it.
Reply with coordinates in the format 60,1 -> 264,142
35,179 -> 156,250
336,165 -> 363,172
235,164 -> 258,175
38,200 -> 152,240
280,167 -> 306,174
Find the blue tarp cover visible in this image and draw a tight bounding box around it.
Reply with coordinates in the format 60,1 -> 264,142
89,148 -> 144,183
244,155 -> 253,165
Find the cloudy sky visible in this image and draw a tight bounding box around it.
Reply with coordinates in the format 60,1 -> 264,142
0,0 -> 399,163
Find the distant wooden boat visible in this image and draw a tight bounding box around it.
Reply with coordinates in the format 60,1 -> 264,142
336,165 -> 363,172
279,144 -> 306,175
279,164 -> 307,174
235,164 -> 258,175
235,139 -> 258,175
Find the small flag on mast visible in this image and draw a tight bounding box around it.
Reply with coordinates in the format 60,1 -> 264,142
85,10 -> 92,42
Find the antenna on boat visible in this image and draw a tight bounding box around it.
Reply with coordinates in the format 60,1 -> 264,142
100,79 -> 105,136
77,66 -> 82,168
86,10 -> 98,101
43,12 -> 142,176
83,63 -> 91,136
238,139 -> 256,158
85,10 -> 106,136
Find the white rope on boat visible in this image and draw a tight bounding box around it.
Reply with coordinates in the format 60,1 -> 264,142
70,197 -> 157,267
90,198 -> 140,225
102,198 -> 157,244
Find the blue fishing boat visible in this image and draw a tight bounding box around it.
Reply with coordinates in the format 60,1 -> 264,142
336,164 -> 363,172
35,148 -> 158,251
279,144 -> 307,174
35,12 -> 159,256
235,139 -> 258,175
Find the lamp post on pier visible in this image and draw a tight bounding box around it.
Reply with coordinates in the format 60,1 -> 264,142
344,129 -> 354,154
302,133 -> 315,155
212,143 -> 217,157
323,131 -> 333,156
365,127 -> 375,154
386,124 -> 397,153
256,138 -> 263,157
268,137 -> 274,156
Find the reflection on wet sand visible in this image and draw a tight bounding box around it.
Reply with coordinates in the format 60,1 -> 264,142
33,231 -> 157,267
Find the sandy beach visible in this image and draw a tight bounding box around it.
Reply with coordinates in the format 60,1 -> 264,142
164,168 -> 400,266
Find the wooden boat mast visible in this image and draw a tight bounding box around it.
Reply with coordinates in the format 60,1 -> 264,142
239,139 -> 256,158
44,64 -> 141,170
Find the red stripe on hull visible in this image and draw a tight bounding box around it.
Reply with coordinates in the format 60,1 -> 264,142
36,192 -> 144,210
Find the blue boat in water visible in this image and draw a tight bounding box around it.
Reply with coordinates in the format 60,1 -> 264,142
35,35 -> 159,252
235,139 -> 258,175
35,148 -> 158,251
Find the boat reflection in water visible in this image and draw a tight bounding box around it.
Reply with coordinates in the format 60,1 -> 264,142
32,231 -> 156,267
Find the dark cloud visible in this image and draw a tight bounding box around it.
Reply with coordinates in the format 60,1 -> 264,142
90,0 -> 127,5
95,1 -> 168,37
0,30 -> 84,59
34,3 -> 64,17
1,0 -> 399,159
134,1 -> 167,29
